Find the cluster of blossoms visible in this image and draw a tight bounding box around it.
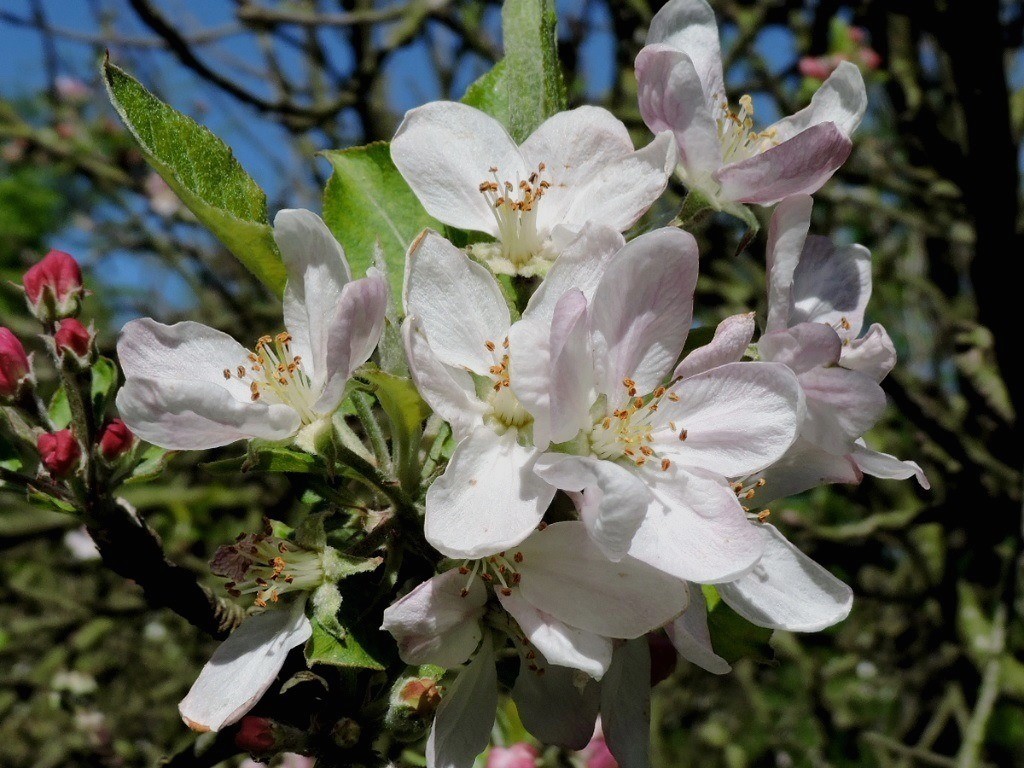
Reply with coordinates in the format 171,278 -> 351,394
13,1 -> 925,765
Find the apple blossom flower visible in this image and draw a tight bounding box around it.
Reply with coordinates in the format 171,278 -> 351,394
391,102 -> 675,277
116,209 -> 387,451
635,0 -> 867,207
23,249 -> 85,322
0,328 -> 32,399
38,429 -> 81,478
509,228 -> 802,582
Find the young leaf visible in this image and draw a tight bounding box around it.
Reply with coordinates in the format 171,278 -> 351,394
461,58 -> 511,126
502,0 -> 567,142
102,58 -> 286,293
305,615 -> 386,671
322,142 -> 442,299
90,356 -> 119,421
359,369 -> 429,496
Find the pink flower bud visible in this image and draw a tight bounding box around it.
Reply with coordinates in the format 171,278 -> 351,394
487,743 -> 539,768
98,419 -> 134,461
54,318 -> 93,360
38,429 -> 81,478
848,26 -> 868,45
579,732 -> 617,768
0,328 -> 32,399
235,716 -> 277,755
858,47 -> 882,71
798,56 -> 837,81
23,250 -> 84,322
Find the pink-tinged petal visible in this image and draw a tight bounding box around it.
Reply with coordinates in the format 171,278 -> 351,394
515,522 -> 688,639
116,378 -> 300,450
392,101 -> 525,235
665,585 -> 730,674
315,270 -> 388,413
652,362 -> 802,478
841,323 -> 896,382
591,228 -> 699,399
851,441 -> 929,489
715,122 -> 852,206
790,238 -> 872,339
754,438 -> 862,502
404,231 -> 510,376
673,313 -> 755,380
425,428 -> 555,559
768,61 -> 867,142
646,0 -> 725,113
403,318 -> 486,442
533,454 -> 652,562
627,469 -> 763,583
512,662 -> 600,750
600,639 -> 652,768
276,209 -> 352,379
799,366 -> 886,454
427,640 -> 498,768
498,590 -> 613,679
179,603 -> 311,733
635,45 -> 722,178
758,323 -> 842,374
765,196 -> 813,332
718,525 -> 853,632
381,569 -> 487,668
519,107 -> 675,235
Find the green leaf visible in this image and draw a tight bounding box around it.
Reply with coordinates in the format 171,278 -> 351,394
704,587 -> 774,664
322,142 -> 442,299
90,356 -> 119,420
461,59 -> 511,126
48,387 -> 71,430
305,615 -> 386,671
359,368 -> 429,495
202,443 -> 327,476
502,0 -> 567,142
123,445 -> 173,485
102,58 -> 286,293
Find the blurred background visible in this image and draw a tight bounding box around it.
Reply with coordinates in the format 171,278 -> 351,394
1,1 -> 1022,766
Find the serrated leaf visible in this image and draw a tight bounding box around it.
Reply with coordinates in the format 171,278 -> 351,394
502,0 -> 567,142
102,58 -> 286,293
322,142 -> 442,299
305,616 -> 385,671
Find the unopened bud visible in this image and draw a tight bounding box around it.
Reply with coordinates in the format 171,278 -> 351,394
385,672 -> 443,742
22,249 -> 85,322
0,328 -> 32,399
53,318 -> 94,366
487,743 -> 539,768
98,419 -> 134,461
235,716 -> 276,755
330,717 -> 361,749
38,429 -> 81,478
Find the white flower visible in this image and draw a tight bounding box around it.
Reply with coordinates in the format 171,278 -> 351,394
635,0 -> 867,207
116,210 -> 387,451
391,102 -> 676,276
510,227 -> 803,582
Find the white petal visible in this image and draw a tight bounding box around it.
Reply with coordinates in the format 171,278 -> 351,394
754,438 -> 862,502
515,521 -> 688,639
852,441 -> 929,489
718,524 -> 853,631
799,366 -> 886,454
665,585 -> 730,674
179,603 -> 311,732
673,313 -> 755,380
646,0 -> 725,114
425,428 -> 555,559
627,469 -> 763,583
427,640 -> 498,768
600,639 -> 652,768
314,270 -> 388,413
118,318 -> 253,399
404,231 -> 510,375
635,45 -> 723,178
498,589 -> 613,679
790,238 -> 872,340
768,61 -> 867,142
765,195 -> 813,332
512,661 -> 600,749
381,569 -> 487,668
841,323 -> 896,382
392,101 -> 525,234
591,228 -> 699,399
533,454 -> 651,562
116,377 -> 300,450
403,318 -> 486,442
652,362 -> 802,477
758,324 -> 842,374
276,209 -> 352,380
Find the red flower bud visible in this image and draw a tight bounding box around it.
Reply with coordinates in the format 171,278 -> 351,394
0,328 -> 32,399
487,743 -> 539,768
98,419 -> 134,461
234,716 -> 277,755
54,318 -> 93,360
38,429 -> 81,478
22,250 -> 84,321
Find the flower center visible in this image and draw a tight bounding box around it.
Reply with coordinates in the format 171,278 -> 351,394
458,549 -> 526,598
715,94 -> 780,164
222,332 -> 318,424
211,531 -> 327,607
588,378 -> 681,471
477,163 -> 552,268
482,338 -> 533,433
